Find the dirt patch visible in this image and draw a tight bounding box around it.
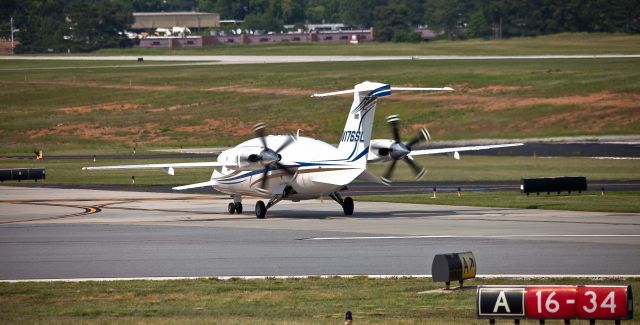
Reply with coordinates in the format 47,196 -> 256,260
204,85 -> 310,96
25,122 -> 166,143
392,91 -> 640,112
174,118 -> 317,138
174,118 -> 255,137
60,103 -> 140,114
466,85 -> 530,93
3,80 -> 177,91
510,105 -> 638,133
148,102 -> 203,112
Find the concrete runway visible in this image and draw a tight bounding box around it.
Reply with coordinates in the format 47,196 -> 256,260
1,54 -> 640,71
1,186 -> 639,280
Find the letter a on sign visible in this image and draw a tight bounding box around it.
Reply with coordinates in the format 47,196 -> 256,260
494,291 -> 511,313
478,287 -> 525,318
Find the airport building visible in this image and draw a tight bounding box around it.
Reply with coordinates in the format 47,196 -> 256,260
132,12 -> 220,31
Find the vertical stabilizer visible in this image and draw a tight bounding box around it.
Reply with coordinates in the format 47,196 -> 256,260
311,81 -> 452,167
334,81 -> 389,167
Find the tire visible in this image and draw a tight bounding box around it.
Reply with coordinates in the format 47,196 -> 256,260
235,202 -> 243,214
255,201 -> 266,219
343,197 -> 354,215
228,202 -> 236,214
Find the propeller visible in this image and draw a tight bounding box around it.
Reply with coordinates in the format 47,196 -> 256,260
252,122 -> 296,191
380,115 -> 430,183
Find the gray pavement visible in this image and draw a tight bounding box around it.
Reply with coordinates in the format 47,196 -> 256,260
1,54 -> 639,72
1,186 -> 639,279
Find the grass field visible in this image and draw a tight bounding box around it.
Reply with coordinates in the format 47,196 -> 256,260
1,277 -> 638,324
1,155 -> 639,185
93,33 -> 640,56
356,191 -> 640,213
1,34 -> 639,153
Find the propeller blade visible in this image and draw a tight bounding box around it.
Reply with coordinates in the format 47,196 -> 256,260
403,157 -> 427,180
386,115 -> 401,142
382,159 -> 398,183
407,128 -> 431,147
259,166 -> 269,190
254,122 -> 268,149
274,133 -> 295,153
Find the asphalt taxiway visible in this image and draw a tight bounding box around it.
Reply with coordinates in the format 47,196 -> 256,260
1,186 -> 639,280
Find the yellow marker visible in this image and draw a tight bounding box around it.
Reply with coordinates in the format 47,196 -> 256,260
458,252 -> 477,280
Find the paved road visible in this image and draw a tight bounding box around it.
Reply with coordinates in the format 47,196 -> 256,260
1,186 -> 638,279
1,54 -> 639,71
3,54 -> 640,63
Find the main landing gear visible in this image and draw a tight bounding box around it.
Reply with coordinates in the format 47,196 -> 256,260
329,192 -> 354,216
255,193 -> 285,219
227,195 -> 243,215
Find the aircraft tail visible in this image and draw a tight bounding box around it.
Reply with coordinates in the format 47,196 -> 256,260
312,81 -> 452,168
313,81 -> 389,168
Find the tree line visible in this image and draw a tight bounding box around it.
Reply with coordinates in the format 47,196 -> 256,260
1,0 -> 638,52
1,0 -> 134,53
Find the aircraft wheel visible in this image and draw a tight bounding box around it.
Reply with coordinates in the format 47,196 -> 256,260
228,202 -> 236,214
255,201 -> 267,219
343,197 -> 354,216
235,202 -> 243,214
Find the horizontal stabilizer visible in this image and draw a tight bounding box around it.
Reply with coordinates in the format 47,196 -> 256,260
391,86 -> 454,91
82,161 -> 236,171
312,84 -> 453,97
408,143 -> 524,157
172,180 -> 217,191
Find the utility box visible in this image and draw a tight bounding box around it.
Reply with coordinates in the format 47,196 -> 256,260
432,251 -> 476,289
0,168 -> 46,182
521,176 -> 587,195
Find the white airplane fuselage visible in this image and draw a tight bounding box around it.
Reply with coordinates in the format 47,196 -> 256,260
213,135 -> 363,200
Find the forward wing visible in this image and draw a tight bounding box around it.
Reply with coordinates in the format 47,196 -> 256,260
82,161 -> 236,171
172,180 -> 217,191
408,143 -> 524,157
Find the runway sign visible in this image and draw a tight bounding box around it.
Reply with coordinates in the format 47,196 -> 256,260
478,285 -> 633,321
477,287 -> 525,318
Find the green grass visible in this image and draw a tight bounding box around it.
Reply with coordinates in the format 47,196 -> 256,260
356,191 -> 640,213
366,155 -> 640,181
0,158 -> 213,186
90,33 -> 640,56
0,277 -> 638,324
0,277 -> 637,325
1,155 -> 638,186
0,56 -> 639,153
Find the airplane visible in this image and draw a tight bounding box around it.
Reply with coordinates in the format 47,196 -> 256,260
83,81 -> 523,219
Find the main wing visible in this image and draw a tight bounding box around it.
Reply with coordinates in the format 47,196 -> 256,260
408,143 -> 524,157
82,161 -> 237,175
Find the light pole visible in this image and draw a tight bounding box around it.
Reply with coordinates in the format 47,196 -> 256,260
10,17 -> 14,53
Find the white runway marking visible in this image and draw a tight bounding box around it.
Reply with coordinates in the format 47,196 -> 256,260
3,274 -> 639,283
303,234 -> 640,241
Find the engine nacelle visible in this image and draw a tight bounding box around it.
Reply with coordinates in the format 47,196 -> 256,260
235,147 -> 283,170
368,139 -> 396,162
